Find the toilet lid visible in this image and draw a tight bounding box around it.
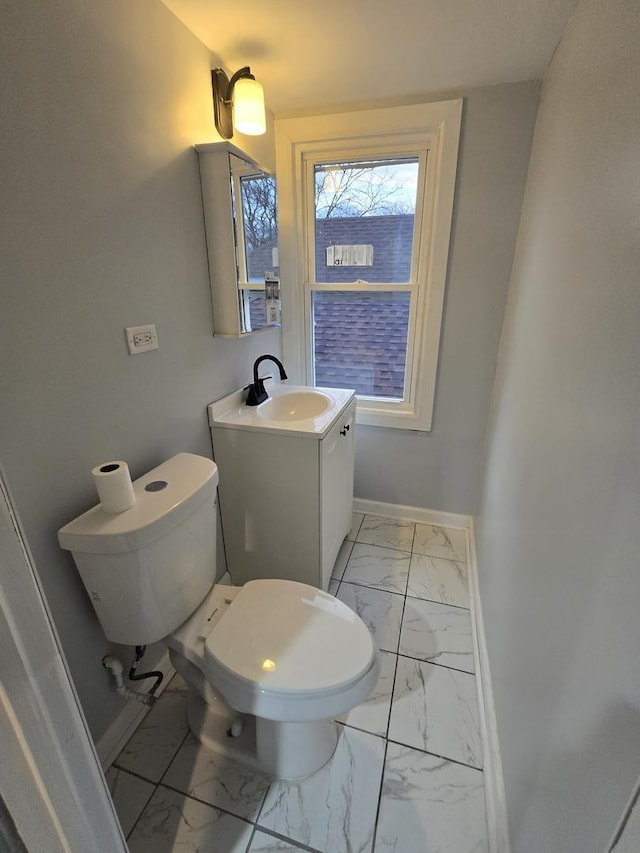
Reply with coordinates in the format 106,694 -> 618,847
203,579 -> 375,693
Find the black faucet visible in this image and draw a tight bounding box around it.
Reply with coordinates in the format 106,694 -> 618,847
244,355 -> 288,406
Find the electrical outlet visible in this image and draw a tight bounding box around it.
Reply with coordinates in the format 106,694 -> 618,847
125,324 -> 158,355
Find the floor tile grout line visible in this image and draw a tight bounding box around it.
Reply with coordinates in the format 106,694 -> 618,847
126,776 -> 322,851
395,651 -> 476,677
126,781 -> 160,841
354,511 -> 467,561
339,719 -> 388,740
404,591 -> 470,611
353,539 -> 414,556
411,550 -> 467,563
332,538 -> 356,583
110,762 -> 162,787
113,698 -> 192,787
350,511 -> 364,541
384,590 -> 409,741
155,779 -> 261,826
371,736 -> 390,853
157,728 -> 192,787
360,514 -> 468,533
339,578 -> 407,598
352,542 -> 467,562
385,736 -> 485,772
250,825 -> 324,852
244,822 -> 258,852
147,781 -> 323,851
386,550 -> 485,770
339,575 -> 470,611
254,766 -> 275,828
143,778 -> 319,850
386,621 -> 403,732
340,648 -> 400,742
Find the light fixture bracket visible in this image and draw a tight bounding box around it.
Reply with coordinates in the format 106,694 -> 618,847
211,66 -> 254,140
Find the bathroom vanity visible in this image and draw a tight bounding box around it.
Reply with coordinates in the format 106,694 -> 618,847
208,383 -> 356,591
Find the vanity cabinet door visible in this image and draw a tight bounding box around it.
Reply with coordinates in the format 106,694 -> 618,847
320,401 -> 356,588
212,427 -> 320,587
212,396 -> 355,592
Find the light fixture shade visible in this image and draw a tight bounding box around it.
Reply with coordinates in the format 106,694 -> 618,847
232,76 -> 266,136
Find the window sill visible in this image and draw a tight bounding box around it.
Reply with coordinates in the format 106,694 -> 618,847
356,400 -> 432,432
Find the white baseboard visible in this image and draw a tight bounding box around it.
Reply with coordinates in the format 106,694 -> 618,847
468,518 -> 511,853
96,651 -> 175,770
352,497 -> 470,529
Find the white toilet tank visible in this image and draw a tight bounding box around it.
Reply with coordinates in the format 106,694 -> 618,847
58,453 -> 219,646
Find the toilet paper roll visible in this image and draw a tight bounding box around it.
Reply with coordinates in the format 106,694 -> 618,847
92,461 -> 136,514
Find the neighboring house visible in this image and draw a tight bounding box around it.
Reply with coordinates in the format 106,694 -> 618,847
315,214 -> 414,283
248,215 -> 413,398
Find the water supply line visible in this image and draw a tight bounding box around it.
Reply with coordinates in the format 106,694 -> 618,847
128,645 -> 164,695
102,646 -> 163,706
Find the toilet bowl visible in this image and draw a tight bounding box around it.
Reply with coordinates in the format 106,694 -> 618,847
58,452 -> 379,780
166,579 -> 378,779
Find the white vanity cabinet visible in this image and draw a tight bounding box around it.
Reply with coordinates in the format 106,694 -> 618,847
211,398 -> 356,591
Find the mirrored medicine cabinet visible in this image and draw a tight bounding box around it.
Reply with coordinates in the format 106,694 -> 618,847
195,142 -> 280,337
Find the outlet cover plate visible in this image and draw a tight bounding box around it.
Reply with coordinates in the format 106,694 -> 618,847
125,324 -> 158,354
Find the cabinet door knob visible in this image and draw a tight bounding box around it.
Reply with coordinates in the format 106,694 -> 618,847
340,428 -> 347,436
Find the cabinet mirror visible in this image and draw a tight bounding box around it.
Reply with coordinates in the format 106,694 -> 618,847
196,142 -> 280,337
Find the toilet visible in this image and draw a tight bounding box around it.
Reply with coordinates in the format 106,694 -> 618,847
58,452 -> 379,779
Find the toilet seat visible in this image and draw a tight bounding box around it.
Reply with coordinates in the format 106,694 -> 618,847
205,579 -> 375,692
167,578 -> 378,724
203,579 -> 378,721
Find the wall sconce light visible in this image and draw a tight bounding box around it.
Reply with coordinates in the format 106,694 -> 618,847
211,66 -> 266,139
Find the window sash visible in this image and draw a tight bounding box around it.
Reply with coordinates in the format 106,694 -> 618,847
304,149 -> 428,288
309,288 -> 416,404
304,283 -> 420,411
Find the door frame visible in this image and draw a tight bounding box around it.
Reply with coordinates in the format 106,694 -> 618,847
0,465 -> 127,852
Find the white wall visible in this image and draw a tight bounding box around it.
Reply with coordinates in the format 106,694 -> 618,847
354,81 -> 540,514
475,1 -> 640,851
0,0 -> 281,741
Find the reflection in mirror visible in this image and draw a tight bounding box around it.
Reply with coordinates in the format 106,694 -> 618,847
195,142 -> 279,337
229,154 -> 280,334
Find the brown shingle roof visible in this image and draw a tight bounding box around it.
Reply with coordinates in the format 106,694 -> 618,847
247,215 -> 412,399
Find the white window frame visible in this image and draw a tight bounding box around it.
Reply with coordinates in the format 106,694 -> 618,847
275,99 -> 462,431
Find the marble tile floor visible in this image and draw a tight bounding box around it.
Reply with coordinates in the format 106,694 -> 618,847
108,513 -> 488,852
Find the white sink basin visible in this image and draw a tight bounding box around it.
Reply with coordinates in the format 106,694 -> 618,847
208,382 -> 355,438
256,390 -> 333,422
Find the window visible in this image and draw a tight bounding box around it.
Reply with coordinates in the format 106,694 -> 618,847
275,100 -> 462,430
310,156 -> 419,401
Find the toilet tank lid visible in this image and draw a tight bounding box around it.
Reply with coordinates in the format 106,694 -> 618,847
58,453 -> 218,555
